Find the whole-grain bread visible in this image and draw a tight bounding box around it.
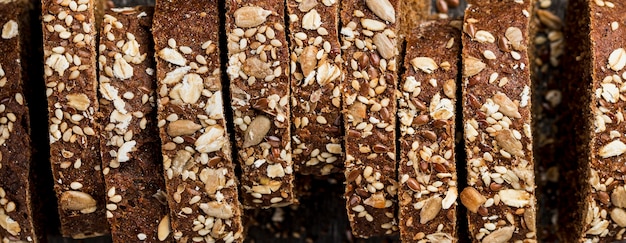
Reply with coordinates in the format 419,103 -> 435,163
560,0 -> 626,241
398,0 -> 430,40
97,6 -> 172,242
152,1 -> 244,242
398,19 -> 461,242
0,0 -> 41,242
460,0 -> 538,241
226,0 -> 296,208
340,0 -> 400,238
287,0 -> 344,176
41,0 -> 109,238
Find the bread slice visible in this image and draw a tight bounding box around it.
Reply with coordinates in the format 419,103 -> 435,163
0,1 -> 41,242
97,7 -> 172,242
399,0 -> 430,40
560,0 -> 626,241
340,0 -> 400,238
41,0 -> 109,238
398,19 -> 461,242
152,1 -> 244,242
460,0 -> 537,241
287,0 -> 343,176
226,0 -> 296,208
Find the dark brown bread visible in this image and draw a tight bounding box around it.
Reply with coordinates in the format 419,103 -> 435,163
398,0 -> 430,40
461,0 -> 537,242
287,0 -> 343,176
152,0 -> 244,242
97,7 -> 172,242
0,1 -> 40,242
226,0 -> 296,208
41,0 -> 109,238
561,0 -> 626,241
398,19 -> 460,242
340,0 -> 400,238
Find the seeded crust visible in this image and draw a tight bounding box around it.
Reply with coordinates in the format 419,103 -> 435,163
41,0 -> 109,238
0,1 -> 41,242
340,0 -> 400,238
561,0 -> 626,241
226,0 -> 296,208
287,0 -> 343,176
398,19 -> 460,242
461,0 -> 537,242
97,7 -> 173,243
152,1 -> 244,242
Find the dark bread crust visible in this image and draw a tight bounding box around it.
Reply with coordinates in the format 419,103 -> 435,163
561,0 -> 626,242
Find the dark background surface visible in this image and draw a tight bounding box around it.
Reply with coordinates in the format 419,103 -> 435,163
37,0 -> 565,242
